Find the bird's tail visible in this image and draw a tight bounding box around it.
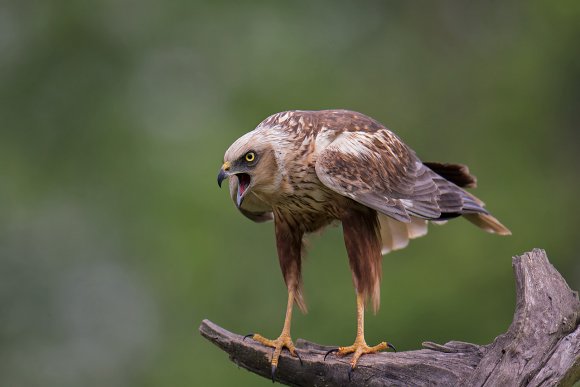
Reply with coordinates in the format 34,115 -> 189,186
464,213 -> 511,235
423,162 -> 477,188
425,161 -> 511,236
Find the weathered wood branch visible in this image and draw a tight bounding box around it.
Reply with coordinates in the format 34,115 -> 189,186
199,249 -> 580,386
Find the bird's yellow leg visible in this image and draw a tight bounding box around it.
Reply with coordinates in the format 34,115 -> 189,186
326,293 -> 395,373
245,289 -> 301,380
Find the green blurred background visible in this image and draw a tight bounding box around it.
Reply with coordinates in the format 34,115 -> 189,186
1,1 -> 579,386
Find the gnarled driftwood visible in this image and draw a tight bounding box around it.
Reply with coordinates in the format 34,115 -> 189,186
199,249 -> 580,386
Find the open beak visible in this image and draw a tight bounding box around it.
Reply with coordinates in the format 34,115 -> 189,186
217,162 -> 231,188
234,173 -> 251,208
217,161 -> 251,208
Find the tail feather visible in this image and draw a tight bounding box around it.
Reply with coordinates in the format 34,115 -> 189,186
426,161 -> 511,236
464,213 -> 511,235
424,162 -> 477,188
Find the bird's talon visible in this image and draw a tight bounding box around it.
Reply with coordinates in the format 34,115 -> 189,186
388,342 -> 397,352
348,366 -> 354,382
243,333 -> 255,342
329,339 -> 390,372
295,350 -> 303,366
247,331 -> 298,382
324,348 -> 339,361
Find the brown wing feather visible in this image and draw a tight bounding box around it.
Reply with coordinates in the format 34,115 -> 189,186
315,128 -> 444,221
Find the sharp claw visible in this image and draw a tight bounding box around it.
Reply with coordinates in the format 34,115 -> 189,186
348,366 -> 354,382
324,348 -> 339,361
387,342 -> 397,352
271,364 -> 276,383
243,333 -> 254,342
295,350 -> 303,366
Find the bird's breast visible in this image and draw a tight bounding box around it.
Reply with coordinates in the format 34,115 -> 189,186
269,133 -> 346,231
273,182 -> 345,233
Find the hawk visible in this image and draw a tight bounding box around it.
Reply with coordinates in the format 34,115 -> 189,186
217,109 -> 510,380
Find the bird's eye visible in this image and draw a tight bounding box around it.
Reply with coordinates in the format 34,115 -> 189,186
245,152 -> 255,162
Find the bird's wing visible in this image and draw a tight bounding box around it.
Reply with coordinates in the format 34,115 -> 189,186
315,128 -> 477,222
229,177 -> 273,222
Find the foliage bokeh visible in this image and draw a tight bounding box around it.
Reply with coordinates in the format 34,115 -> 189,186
1,1 -> 579,386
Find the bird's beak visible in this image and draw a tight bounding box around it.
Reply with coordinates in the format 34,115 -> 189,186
217,162 -> 231,188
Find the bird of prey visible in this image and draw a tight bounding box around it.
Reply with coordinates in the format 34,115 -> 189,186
217,109 -> 510,380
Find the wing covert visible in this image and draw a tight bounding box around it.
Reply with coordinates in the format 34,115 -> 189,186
315,128 -> 473,221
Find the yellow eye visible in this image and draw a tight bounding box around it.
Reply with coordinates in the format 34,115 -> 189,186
245,152 -> 255,162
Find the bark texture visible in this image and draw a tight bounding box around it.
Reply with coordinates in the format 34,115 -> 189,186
199,249 -> 580,386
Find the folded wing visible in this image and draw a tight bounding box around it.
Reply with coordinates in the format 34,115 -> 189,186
315,128 -> 510,236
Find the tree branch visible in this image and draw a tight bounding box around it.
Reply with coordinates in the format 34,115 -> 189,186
199,249 -> 580,386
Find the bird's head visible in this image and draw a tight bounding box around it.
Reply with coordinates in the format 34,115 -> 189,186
217,130 -> 280,208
